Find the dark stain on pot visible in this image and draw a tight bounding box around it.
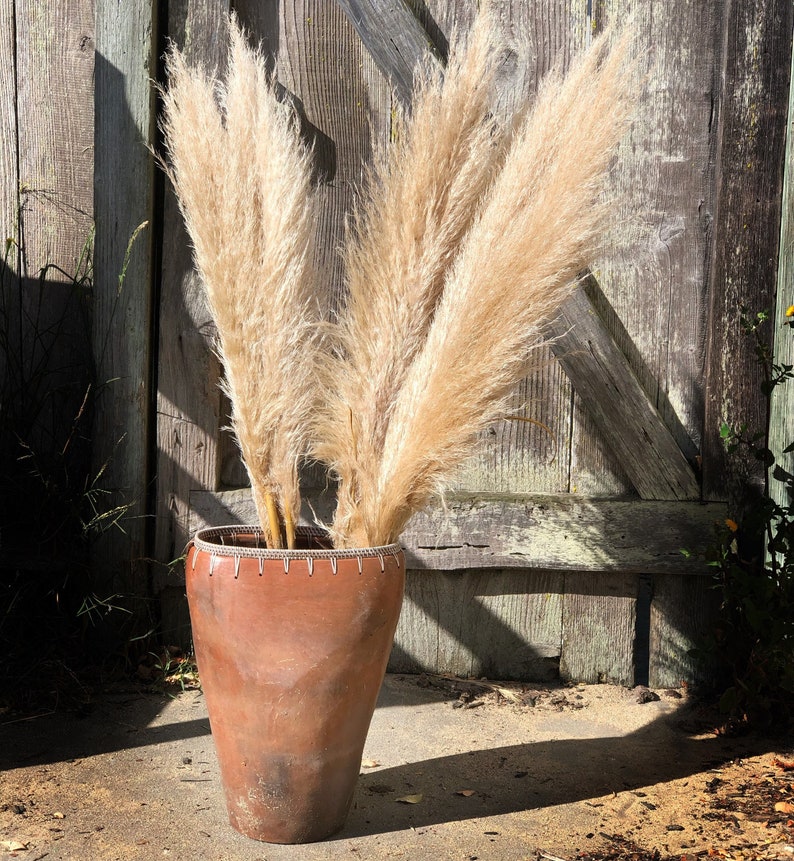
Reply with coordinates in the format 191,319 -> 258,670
255,757 -> 294,800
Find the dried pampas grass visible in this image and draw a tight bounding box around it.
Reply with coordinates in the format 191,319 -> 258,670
323,27 -> 635,547
160,18 -> 324,549
313,10 -> 516,547
162,12 -> 635,550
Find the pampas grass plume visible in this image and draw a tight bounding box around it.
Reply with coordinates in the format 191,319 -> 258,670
160,17 -> 324,548
325,26 -> 636,547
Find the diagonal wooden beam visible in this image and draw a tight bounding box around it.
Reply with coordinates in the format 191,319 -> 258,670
544,275 -> 700,500
336,0 -> 441,103
335,0 -> 700,501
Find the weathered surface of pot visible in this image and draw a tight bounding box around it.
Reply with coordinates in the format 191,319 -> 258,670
185,525 -> 405,844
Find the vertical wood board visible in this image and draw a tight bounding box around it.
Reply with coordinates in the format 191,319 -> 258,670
92,0 -> 156,615
154,0 -> 230,580
703,0 -> 792,502
560,571 -> 638,685
649,573 -> 720,689
0,0 -> 17,247
15,0 -> 94,277
3,1 -> 95,553
770,36 -> 794,512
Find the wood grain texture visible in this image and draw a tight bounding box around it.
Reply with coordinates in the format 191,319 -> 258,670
0,0 -> 16,249
2,1 -> 94,563
649,573 -> 720,689
154,0 -> 231,642
390,569 -> 564,681
92,0 -> 156,615
279,1 -> 387,310
546,277 -> 700,501
336,0 -> 440,101
15,0 -> 94,276
702,0 -> 792,502
190,487 -> 725,575
154,0 -> 230,583
769,39 -> 794,513
574,2 -> 722,496
561,571 -> 638,685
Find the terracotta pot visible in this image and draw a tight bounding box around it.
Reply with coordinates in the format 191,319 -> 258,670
185,525 -> 405,844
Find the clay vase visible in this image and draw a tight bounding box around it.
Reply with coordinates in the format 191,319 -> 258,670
185,525 -> 405,844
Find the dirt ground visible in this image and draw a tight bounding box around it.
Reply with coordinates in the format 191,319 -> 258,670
0,674 -> 792,861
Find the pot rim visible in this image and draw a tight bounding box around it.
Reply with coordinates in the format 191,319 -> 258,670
192,524 -> 402,560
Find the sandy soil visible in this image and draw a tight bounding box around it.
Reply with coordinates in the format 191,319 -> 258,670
0,675 -> 792,861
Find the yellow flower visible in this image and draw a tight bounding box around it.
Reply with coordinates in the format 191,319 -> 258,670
725,518 -> 739,532
787,304 -> 794,318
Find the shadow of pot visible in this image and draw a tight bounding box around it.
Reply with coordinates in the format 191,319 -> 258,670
186,525 -> 405,844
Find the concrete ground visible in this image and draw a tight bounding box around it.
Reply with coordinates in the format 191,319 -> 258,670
0,675 -> 788,861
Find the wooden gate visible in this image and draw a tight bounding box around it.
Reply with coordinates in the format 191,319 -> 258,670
152,0 -> 792,688
2,0 -> 791,687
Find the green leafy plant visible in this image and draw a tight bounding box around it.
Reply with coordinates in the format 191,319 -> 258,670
707,308 -> 794,727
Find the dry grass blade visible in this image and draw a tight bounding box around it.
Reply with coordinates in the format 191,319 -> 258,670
160,17 -> 324,547
329,27 -> 636,547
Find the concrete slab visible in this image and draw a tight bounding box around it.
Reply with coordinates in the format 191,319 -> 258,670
0,676 -> 781,861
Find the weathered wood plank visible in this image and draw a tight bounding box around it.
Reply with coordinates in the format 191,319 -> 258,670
770,37 -> 794,513
575,3 -> 721,498
92,1 -> 155,622
0,0 -> 16,249
3,1 -> 94,560
154,0 -> 230,598
0,0 -> 20,492
546,276 -> 700,501
335,0 -> 440,101
389,569 -> 564,681
190,487 -> 725,575
649,573 -> 720,689
15,0 -> 94,275
278,1 -> 387,310
154,0 -> 231,643
561,571 -> 637,685
702,0 -> 792,502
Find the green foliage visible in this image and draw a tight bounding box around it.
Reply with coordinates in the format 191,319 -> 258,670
707,309 -> 794,727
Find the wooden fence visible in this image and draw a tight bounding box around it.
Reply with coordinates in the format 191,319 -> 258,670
1,0 -> 793,688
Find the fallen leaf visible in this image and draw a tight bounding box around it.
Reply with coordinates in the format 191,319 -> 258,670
455,789 -> 476,797
361,759 -> 380,769
772,758 -> 794,771
1,841 -> 28,852
396,793 -> 423,804
774,802 -> 794,814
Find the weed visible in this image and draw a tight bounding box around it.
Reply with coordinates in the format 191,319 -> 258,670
704,309 -> 794,728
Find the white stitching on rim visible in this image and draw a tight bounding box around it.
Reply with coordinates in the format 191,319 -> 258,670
192,525 -> 401,561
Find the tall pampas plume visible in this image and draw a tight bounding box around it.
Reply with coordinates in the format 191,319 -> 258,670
314,11 -> 518,545
323,26 -> 636,547
159,17 -> 323,548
